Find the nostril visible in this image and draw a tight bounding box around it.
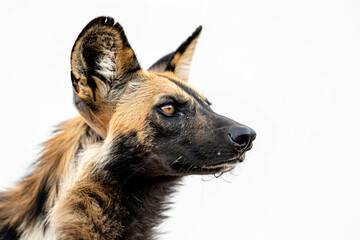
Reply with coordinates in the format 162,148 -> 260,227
228,126 -> 256,151
229,132 -> 249,148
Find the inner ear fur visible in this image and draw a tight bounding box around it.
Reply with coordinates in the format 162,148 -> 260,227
148,26 -> 202,82
71,16 -> 141,104
71,16 -> 141,138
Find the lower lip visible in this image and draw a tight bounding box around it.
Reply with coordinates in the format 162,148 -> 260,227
200,162 -> 237,171
206,155 -> 244,167
200,154 -> 244,170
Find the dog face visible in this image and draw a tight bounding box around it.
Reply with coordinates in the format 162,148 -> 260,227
71,17 -> 255,178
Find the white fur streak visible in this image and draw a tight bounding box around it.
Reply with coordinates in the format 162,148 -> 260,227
174,38 -> 198,81
96,53 -> 116,81
20,221 -> 57,240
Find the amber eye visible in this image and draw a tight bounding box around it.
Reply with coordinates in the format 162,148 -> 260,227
160,104 -> 175,116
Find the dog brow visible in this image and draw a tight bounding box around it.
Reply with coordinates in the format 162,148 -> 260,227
160,75 -> 211,107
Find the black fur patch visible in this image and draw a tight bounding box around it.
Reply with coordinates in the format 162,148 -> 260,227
148,52 -> 174,72
0,224 -> 19,240
91,132 -> 180,239
103,132 -> 149,185
165,25 -> 202,72
27,176 -> 50,224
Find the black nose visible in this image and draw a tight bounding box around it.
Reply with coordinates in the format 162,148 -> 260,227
228,126 -> 256,151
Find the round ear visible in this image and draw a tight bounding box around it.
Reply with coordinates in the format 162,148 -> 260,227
71,16 -> 141,104
148,26 -> 202,82
70,16 -> 142,138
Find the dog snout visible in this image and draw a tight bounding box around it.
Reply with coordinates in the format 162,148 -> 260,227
228,126 -> 256,151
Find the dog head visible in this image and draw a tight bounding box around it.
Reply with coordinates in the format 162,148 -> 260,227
71,17 -> 256,178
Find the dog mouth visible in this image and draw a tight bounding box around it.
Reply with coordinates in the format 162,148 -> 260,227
170,154 -> 245,175
198,154 -> 245,173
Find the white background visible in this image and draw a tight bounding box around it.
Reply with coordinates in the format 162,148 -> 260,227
1,0 -> 360,239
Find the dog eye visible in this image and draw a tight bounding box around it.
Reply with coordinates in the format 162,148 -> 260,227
160,104 -> 175,116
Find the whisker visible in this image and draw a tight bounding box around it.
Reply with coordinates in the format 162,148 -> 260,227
220,175 -> 232,183
214,172 -> 223,178
201,175 -> 215,182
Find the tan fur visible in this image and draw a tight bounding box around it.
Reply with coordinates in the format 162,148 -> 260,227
174,37 -> 197,81
0,117 -> 93,232
1,17 -> 215,239
171,35 -> 200,81
71,24 -> 137,86
71,25 -> 127,82
109,71 -> 191,139
1,69 -> 208,238
51,179 -> 121,239
76,77 -> 94,102
49,71 -> 201,237
70,20 -> 142,140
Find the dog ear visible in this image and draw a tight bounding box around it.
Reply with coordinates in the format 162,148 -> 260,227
149,26 -> 202,82
71,17 -> 141,137
71,16 -> 141,104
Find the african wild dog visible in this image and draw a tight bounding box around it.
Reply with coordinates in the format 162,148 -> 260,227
0,16 -> 256,239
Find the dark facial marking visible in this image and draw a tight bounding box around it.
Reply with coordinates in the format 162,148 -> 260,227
160,76 -> 211,107
103,132 -> 149,184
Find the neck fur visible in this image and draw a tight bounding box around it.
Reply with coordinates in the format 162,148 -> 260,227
0,116 -> 178,240
0,117 -> 100,238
